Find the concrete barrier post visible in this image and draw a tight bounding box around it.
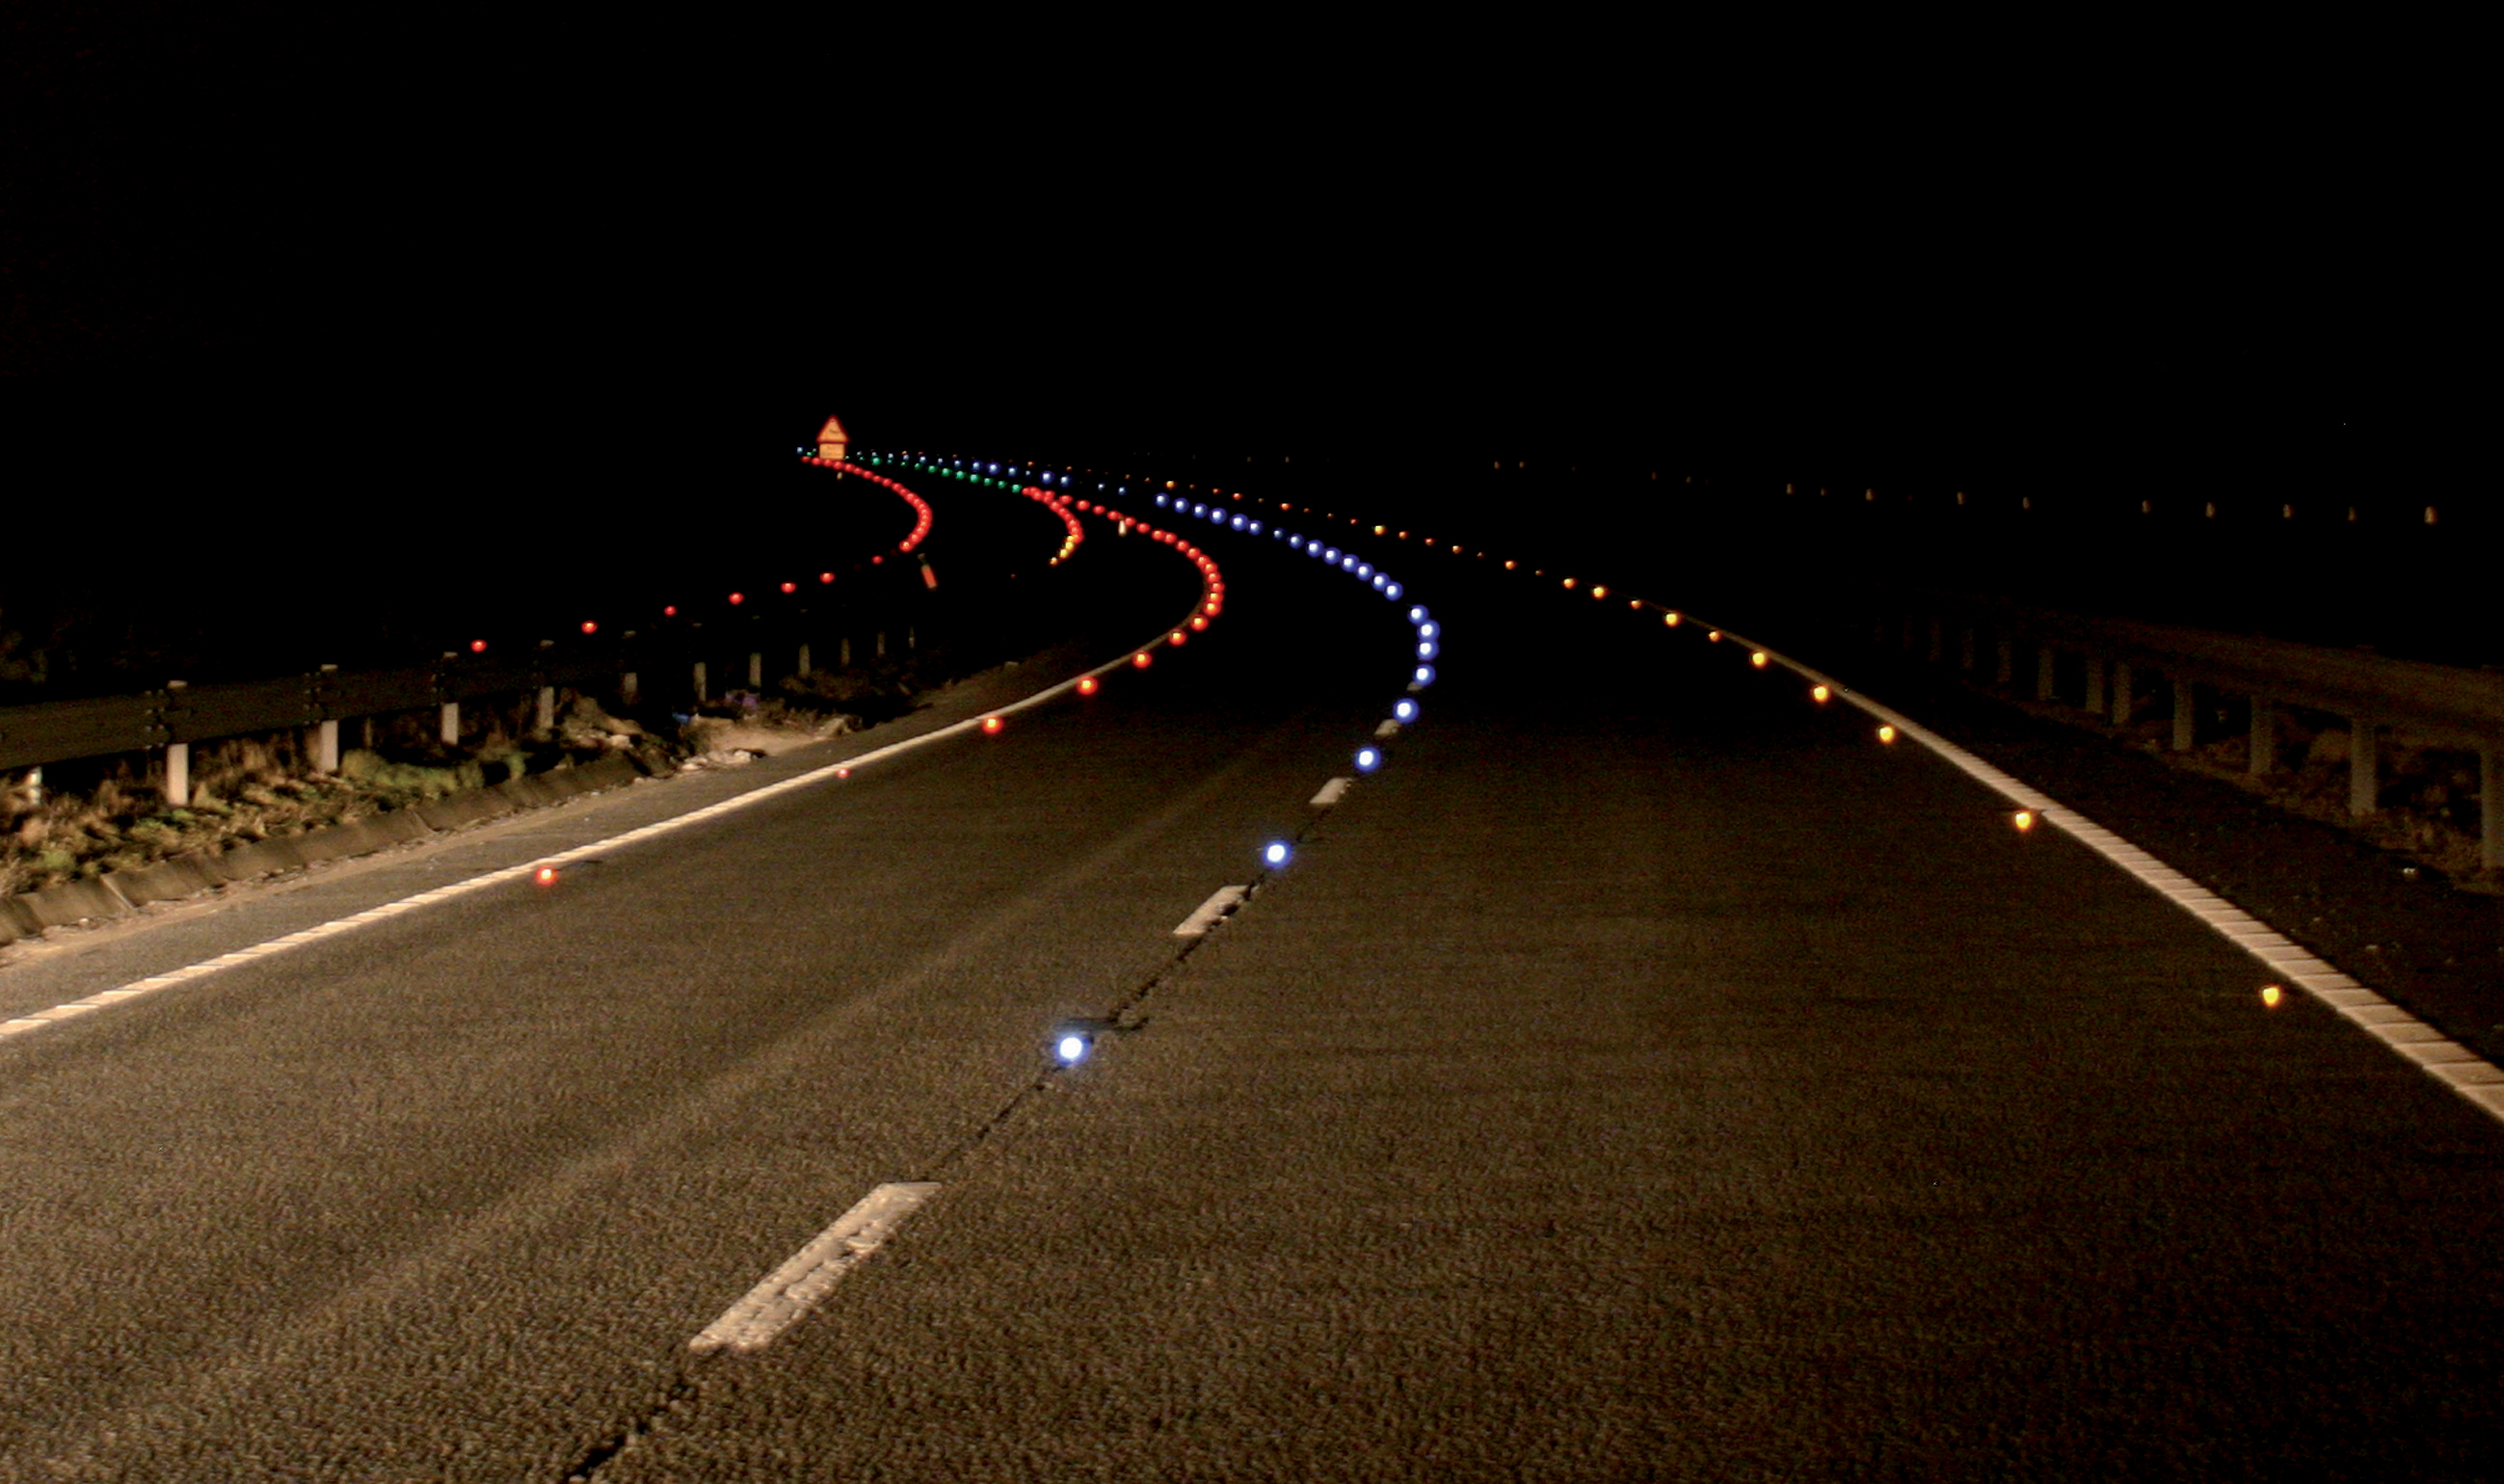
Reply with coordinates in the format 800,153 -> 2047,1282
535,686 -> 556,734
747,651 -> 762,689
2250,700 -> 2277,775
2485,746 -> 2501,872
2111,662 -> 2134,726
163,742 -> 190,807
315,719 -> 340,773
2085,654 -> 2105,716
2037,645 -> 2057,702
2171,677 -> 2195,752
693,661 -> 707,703
440,702 -> 460,746
2349,717 -> 2379,816
796,643 -> 812,677
1995,636 -> 2013,685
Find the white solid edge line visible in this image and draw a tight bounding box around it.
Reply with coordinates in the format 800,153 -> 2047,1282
690,1181 -> 942,1356
1311,777 -> 1352,808
1172,885 -> 1251,938
1705,623 -> 2504,1126
0,610 -> 1208,1049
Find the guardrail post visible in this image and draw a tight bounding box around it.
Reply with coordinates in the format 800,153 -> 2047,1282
2349,717 -> 2379,816
164,742 -> 190,807
876,632 -> 887,658
25,766 -> 41,807
2485,746 -> 2501,872
440,702 -> 460,747
2110,662 -> 2134,725
2171,677 -> 2195,752
622,672 -> 639,704
747,651 -> 762,690
2250,701 -> 2277,775
796,643 -> 812,678
1995,636 -> 2012,685
693,661 -> 707,703
907,627 -> 917,650
2036,645 -> 2057,702
2085,654 -> 2105,716
839,637 -> 852,667
536,686 -> 556,734
314,720 -> 340,773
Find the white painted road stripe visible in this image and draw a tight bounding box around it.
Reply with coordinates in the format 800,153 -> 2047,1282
1704,623 -> 2504,1126
0,623 -> 1202,1048
1310,778 -> 1352,808
690,1182 -> 942,1356
1172,885 -> 1250,938
1372,719 -> 1401,738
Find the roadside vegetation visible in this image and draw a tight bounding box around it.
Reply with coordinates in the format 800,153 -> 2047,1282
0,645 -> 984,901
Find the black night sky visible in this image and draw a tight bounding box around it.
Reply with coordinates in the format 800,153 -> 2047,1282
6,8 -> 2484,682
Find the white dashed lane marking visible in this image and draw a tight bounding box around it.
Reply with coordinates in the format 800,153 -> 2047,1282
1171,886 -> 1250,938
0,641 -> 1178,1049
690,1182 -> 942,1356
1310,778 -> 1352,808
1372,719 -> 1401,738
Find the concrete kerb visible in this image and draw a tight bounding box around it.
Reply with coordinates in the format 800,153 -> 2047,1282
0,754 -> 652,947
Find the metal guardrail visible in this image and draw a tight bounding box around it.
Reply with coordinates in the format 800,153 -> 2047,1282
1889,592 -> 2504,872
0,601 -> 934,798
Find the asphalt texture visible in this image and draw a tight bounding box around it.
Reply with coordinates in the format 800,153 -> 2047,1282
2,517 -> 2501,1481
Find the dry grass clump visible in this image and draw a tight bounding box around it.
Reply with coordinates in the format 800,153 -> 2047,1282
1,690 -> 679,901
2090,700 -> 2494,888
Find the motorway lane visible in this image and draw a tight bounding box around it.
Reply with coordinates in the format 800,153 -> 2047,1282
610,566 -> 2504,1479
6,513 -> 2503,1478
0,536 -> 1417,1476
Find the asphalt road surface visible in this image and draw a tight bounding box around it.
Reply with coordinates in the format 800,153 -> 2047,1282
3,508 -> 2500,1481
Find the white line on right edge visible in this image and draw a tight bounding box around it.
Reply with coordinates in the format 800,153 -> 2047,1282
1711,629 -> 2504,1126
1172,885 -> 1250,938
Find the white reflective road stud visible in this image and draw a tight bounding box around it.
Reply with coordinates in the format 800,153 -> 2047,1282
1310,778 -> 1352,808
690,1182 -> 941,1356
1171,885 -> 1250,938
0,634 -> 1185,1050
